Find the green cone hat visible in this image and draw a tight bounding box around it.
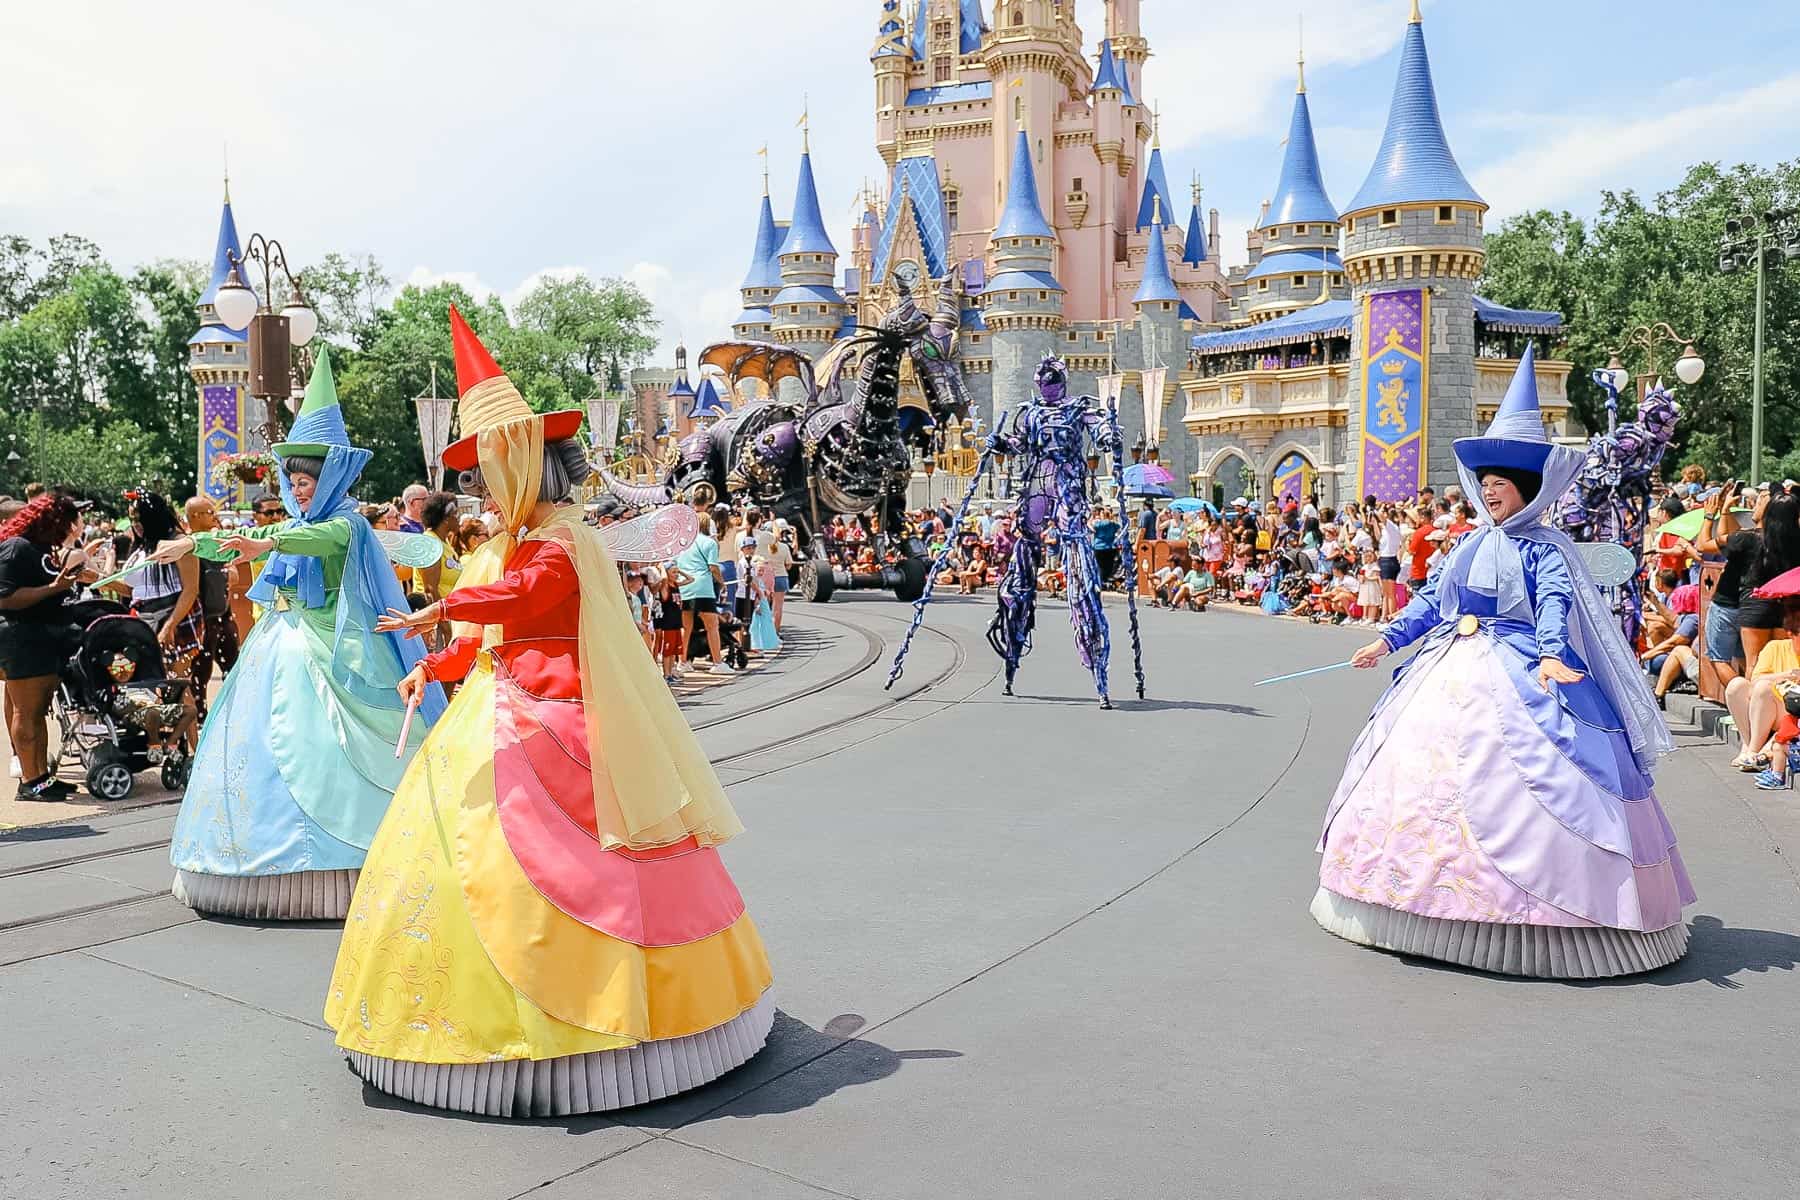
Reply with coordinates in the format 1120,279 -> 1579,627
272,348 -> 355,459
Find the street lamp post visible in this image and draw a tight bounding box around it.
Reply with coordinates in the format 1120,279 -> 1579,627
1720,208 -> 1800,485
1598,323 -> 1705,434
210,233 -> 318,447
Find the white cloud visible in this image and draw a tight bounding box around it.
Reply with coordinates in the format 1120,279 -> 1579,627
404,266 -> 495,302
1472,73 -> 1800,219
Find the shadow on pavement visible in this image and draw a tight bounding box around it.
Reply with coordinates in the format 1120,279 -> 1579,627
350,1010 -> 961,1130
635,1011 -> 962,1128
1002,692 -> 1269,717
0,822 -> 103,844
1592,915 -> 1800,990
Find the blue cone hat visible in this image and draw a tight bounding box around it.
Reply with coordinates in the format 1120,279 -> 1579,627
1453,343 -> 1551,475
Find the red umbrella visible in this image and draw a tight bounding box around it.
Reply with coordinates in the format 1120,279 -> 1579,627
1752,565 -> 1800,600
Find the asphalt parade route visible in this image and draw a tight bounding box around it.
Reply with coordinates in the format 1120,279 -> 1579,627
3,595 -> 1797,1199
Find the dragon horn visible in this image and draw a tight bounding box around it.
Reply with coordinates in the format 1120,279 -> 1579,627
930,280 -> 960,334
597,467 -> 672,509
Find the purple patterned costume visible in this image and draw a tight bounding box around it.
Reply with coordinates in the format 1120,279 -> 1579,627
985,357 -> 1123,705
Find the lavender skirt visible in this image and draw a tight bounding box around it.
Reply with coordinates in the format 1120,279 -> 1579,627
1318,621 -> 1694,937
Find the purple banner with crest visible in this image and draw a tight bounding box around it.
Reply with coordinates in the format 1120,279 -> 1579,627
200,384 -> 243,503
1357,289 -> 1429,501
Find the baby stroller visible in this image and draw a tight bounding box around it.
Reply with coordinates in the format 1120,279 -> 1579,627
52,608 -> 194,800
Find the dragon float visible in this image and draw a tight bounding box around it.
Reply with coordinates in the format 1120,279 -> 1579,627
601,284 -> 971,602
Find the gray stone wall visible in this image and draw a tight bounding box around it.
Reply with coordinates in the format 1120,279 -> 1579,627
1344,204 -> 1482,253
1345,203 -> 1484,496
988,325 -> 1056,421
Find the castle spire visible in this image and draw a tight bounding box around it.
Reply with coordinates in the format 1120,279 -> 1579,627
1135,142 -> 1172,231
1297,16 -> 1307,93
1342,3 -> 1483,214
993,129 -> 1054,240
779,145 -> 836,257
1134,197 -> 1178,305
198,189 -> 246,309
1182,175 -> 1208,266
741,190 -> 783,291
1266,71 -> 1337,227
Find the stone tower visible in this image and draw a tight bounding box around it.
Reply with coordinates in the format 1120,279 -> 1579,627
1340,3 -> 1486,498
985,129 -> 1062,421
770,141 -> 847,397
1131,200 -> 1187,482
1245,53 -> 1347,324
189,181 -> 254,502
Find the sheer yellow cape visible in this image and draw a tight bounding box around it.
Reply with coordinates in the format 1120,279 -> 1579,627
451,419 -> 742,850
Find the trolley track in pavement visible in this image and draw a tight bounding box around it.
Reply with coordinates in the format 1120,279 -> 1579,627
0,605 -> 981,940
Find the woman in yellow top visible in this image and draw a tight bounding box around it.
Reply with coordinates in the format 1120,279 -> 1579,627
410,491 -> 464,600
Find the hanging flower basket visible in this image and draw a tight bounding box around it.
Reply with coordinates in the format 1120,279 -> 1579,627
209,451 -> 280,490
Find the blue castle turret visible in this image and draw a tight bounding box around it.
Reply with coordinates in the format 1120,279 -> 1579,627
985,129 -> 1062,419
1182,180 -> 1209,267
189,179 -> 257,490
1243,52 -> 1347,324
732,185 -> 783,341
1342,0 -> 1490,492
770,144 -> 847,388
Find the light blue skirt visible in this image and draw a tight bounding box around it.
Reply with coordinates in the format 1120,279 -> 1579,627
170,605 -> 429,877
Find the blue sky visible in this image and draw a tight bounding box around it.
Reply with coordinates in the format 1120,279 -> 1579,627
1,1 -> 1795,362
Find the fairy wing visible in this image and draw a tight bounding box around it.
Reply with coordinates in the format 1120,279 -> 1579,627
600,504 -> 700,564
1570,540 -> 1636,587
374,530 -> 445,569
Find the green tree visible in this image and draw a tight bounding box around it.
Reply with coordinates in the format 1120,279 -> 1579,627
128,258 -> 207,495
1481,159 -> 1800,478
302,252 -> 392,348
510,273 -> 658,400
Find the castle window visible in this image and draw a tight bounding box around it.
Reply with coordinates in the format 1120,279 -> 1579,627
1380,209 -> 1398,227
1344,217 -> 1355,233
1437,205 -> 1455,223
945,186 -> 960,232
1292,275 -> 1306,287
1257,280 -> 1269,292
1073,176 -> 1084,192
1038,291 -> 1048,301
1009,291 -> 1020,301
1332,273 -> 1343,286
1012,5 -> 1023,24
932,19 -> 953,47
1294,225 -> 1308,237
935,58 -> 952,83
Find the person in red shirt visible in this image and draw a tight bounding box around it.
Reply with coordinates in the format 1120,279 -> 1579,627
1406,506 -> 1434,589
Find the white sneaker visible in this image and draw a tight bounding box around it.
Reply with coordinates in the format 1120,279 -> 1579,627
8,756 -> 18,779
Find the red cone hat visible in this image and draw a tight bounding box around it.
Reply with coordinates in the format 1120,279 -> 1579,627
442,304 -> 584,472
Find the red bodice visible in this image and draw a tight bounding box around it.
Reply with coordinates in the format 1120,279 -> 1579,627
422,538 -> 581,697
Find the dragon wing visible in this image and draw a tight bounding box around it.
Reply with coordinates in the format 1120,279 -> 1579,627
699,341 -> 814,397
599,504 -> 700,564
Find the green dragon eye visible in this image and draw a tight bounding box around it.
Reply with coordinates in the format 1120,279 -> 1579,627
922,341 -> 941,360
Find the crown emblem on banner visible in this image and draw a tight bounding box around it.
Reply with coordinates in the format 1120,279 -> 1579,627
1381,358 -> 1406,376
